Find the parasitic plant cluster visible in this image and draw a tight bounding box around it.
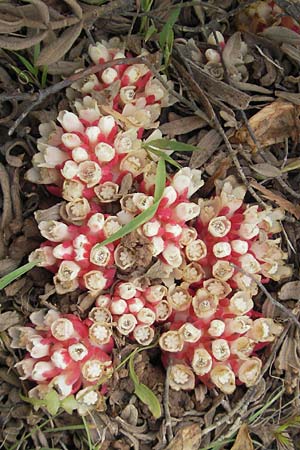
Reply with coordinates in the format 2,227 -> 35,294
14,39 -> 289,410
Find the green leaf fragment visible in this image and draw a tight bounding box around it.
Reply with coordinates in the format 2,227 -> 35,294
145,138 -> 200,152
45,390 -> 60,415
61,395 -> 78,414
0,261 -> 37,290
129,353 -> 161,419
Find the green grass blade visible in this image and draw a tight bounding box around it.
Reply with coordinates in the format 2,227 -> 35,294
13,52 -> 37,77
41,65 -> 48,88
129,352 -> 161,418
153,158 -> 166,202
146,146 -> 181,169
95,159 -> 166,247
145,138 -> 200,152
0,261 -> 37,290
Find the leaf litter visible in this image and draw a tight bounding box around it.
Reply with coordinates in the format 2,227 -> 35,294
0,0 -> 300,449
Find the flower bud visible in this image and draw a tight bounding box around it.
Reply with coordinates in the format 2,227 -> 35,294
192,291 -> 219,319
185,239 -> 207,261
58,261 -> 81,281
51,348 -> 71,369
179,227 -> 197,246
225,316 -> 253,334
162,244 -> 182,268
128,297 -> 144,313
145,285 -> 167,303
54,276 -> 79,294
167,285 -> 192,311
207,31 -> 225,46
58,111 -> 84,133
205,49 -> 221,63
179,323 -> 201,343
154,300 -> 172,322
229,291 -> 254,315
208,216 -> 231,237
192,348 -> 212,376
117,282 -> 136,299
77,161 -> 102,188
83,271 -> 107,292
159,331 -> 184,352
137,307 -> 156,325
72,146 -> 89,163
203,279 -> 231,299
98,115 -> 115,135
90,245 -> 111,267
119,151 -> 147,176
95,294 -> 111,308
51,318 -> 75,341
142,220 -> 161,237
61,160 -> 79,179
247,318 -> 283,342
26,335 -> 50,358
238,357 -> 262,387
68,343 -> 88,361
88,213 -> 105,233
208,320 -> 225,337
31,361 -> 56,382
117,314 -> 137,335
212,242 -> 231,258
103,216 -> 122,237
62,180 -> 84,202
230,337 -> 255,359
169,364 -> 195,391
51,374 -> 73,397
212,261 -> 234,282
114,244 -> 136,270
29,246 -> 56,267
174,203 -> 201,221
231,240 -> 248,255
95,143 -> 115,162
133,324 -> 155,345
94,182 -> 119,203
110,298 -> 127,315
61,133 -> 82,149
210,365 -> 236,394
120,86 -> 136,103
239,254 -> 261,274
151,236 -> 164,256
89,322 -> 112,345
82,359 -> 111,382
89,307 -> 112,324
86,126 -> 101,144
182,262 -> 204,283
162,186 -> 177,206
133,193 -> 153,211
88,42 -> 110,64
101,67 -> 118,84
15,358 -> 36,380
38,220 -> 70,242
211,339 -> 230,361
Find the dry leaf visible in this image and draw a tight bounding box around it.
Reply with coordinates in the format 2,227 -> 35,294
250,180 -> 300,219
230,423 -> 254,450
159,116 -> 206,138
278,281 -> 300,301
0,30 -> 48,50
251,163 -> 282,178
234,101 -> 300,149
36,20 -> 83,66
261,26 -> 300,45
0,311 -> 20,332
165,424 -> 202,450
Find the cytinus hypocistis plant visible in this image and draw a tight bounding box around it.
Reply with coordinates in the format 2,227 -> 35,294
18,38 -> 289,407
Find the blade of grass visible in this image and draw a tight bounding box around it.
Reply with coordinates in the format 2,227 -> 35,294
41,65 -> 48,88
145,138 -> 201,152
82,416 -> 94,450
95,159 -> 166,247
0,261 -> 37,290
145,147 -> 182,169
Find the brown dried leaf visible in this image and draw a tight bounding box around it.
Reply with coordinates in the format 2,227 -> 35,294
261,26 -> 300,45
189,130 -> 223,169
230,424 -> 254,450
235,101 -> 300,149
250,180 -> 300,219
279,281 -> 300,301
251,163 -> 282,178
0,30 -> 48,50
159,116 -> 206,138
165,424 -> 202,450
0,311 -> 20,332
36,20 -> 83,66
63,0 -> 82,19
26,0 -> 50,25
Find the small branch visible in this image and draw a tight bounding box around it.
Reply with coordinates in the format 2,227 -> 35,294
164,366 -> 174,442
